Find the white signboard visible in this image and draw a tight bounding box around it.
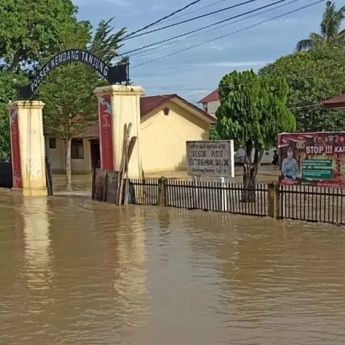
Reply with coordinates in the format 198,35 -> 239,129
186,140 -> 235,177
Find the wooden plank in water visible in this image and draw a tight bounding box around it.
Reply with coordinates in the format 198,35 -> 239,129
94,168 -> 107,201
106,171 -> 119,203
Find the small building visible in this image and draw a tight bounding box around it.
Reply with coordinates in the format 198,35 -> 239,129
198,88 -> 275,164
46,94 -> 215,174
321,93 -> 345,108
198,89 -> 220,116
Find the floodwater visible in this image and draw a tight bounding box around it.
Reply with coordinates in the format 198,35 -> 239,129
1,191 -> 345,345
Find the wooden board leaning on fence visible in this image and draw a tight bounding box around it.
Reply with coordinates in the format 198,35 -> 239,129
116,123 -> 137,206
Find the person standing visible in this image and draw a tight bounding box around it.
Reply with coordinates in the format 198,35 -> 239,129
272,150 -> 279,166
281,147 -> 298,180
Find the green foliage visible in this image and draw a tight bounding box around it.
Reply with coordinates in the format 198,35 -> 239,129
0,0 -> 80,157
0,0 -> 125,160
214,70 -> 295,153
260,47 -> 345,132
0,72 -> 27,159
39,18 -> 125,140
296,1 -> 345,51
0,0 -> 78,72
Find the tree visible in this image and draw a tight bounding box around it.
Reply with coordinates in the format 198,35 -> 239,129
296,1 -> 345,51
0,72 -> 27,160
39,19 -> 125,191
260,47 -> 345,132
214,71 -> 295,201
0,0 -> 80,159
0,0 -> 78,72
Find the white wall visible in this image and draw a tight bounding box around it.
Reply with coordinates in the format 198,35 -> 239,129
141,102 -> 210,173
206,100 -> 220,115
46,137 -> 65,173
46,137 -> 92,174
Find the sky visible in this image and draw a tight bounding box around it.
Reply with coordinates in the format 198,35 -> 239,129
74,0 -> 341,104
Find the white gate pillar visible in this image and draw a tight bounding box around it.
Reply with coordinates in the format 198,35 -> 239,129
8,101 -> 47,196
94,85 -> 143,179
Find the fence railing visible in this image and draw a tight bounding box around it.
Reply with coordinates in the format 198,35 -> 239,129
165,180 -> 268,216
130,179 -> 159,205
279,185 -> 345,225
92,169 -> 345,225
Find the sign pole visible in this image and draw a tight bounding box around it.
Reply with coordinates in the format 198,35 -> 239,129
192,175 -> 201,209
219,176 -> 228,212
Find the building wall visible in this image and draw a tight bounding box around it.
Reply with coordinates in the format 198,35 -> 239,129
205,100 -> 220,115
46,137 -> 65,173
140,101 -> 210,173
46,137 -> 92,174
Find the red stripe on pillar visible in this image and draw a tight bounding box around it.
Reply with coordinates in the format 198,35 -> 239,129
9,109 -> 22,188
98,95 -> 114,171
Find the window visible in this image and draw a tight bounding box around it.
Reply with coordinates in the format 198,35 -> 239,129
71,138 -> 84,159
49,138 -> 56,149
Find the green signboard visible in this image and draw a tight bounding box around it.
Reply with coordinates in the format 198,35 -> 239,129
302,159 -> 332,180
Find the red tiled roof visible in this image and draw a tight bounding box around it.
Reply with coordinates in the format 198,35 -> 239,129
140,94 -> 215,122
140,94 -> 176,116
83,94 -> 215,138
198,89 -> 219,104
321,93 -> 345,108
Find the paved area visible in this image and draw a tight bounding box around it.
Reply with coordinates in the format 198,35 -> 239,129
145,165 -> 280,183
52,165 -> 280,194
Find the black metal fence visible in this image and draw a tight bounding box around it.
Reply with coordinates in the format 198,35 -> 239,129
165,180 -> 268,216
279,185 -> 345,225
92,171 -> 345,226
130,179 -> 159,205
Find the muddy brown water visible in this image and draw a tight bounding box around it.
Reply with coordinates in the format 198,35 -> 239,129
1,191 -> 345,345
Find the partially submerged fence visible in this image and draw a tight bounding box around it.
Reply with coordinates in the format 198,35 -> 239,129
165,180 -> 268,216
130,179 -> 159,205
279,185 -> 345,225
92,169 -> 345,225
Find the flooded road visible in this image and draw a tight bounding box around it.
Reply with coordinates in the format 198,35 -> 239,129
1,191 -> 345,344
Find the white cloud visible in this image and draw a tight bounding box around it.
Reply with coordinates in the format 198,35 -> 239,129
76,0 -> 132,7
209,45 -> 225,51
149,4 -> 168,11
194,60 -> 272,68
104,0 -> 132,6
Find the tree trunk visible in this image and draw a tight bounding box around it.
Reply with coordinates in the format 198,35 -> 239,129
242,163 -> 257,202
241,144 -> 263,203
65,138 -> 72,192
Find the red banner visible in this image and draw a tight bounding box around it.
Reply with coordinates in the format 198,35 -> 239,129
278,132 -> 345,187
9,109 -> 22,188
98,95 -> 114,170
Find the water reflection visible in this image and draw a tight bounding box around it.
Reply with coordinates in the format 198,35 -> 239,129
22,197 -> 52,292
99,206 -> 149,328
2,194 -> 345,344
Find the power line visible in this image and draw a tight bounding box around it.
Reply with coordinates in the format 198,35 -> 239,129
124,0 -> 303,57
124,0 -> 285,56
123,0 -> 203,40
162,0 -> 235,23
132,0 -> 324,68
144,86 -> 209,91
131,1 -> 304,61
124,0 -> 257,41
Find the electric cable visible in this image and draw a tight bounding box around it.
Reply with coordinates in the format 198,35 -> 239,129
123,0 -> 203,39
124,0 -> 257,41
132,0 -> 324,68
124,0 -> 303,57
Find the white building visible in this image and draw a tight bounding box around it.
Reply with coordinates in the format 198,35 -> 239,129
46,94 -> 215,174
198,89 -> 275,164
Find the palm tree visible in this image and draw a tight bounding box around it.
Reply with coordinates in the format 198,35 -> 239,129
296,1 -> 345,51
